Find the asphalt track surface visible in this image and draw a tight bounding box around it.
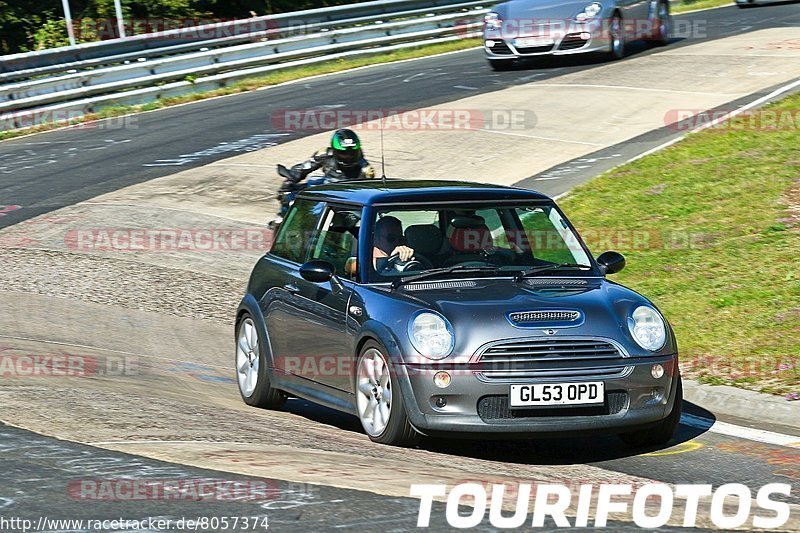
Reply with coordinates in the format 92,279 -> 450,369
1,3 -> 800,532
2,4 -> 800,229
1,422 -> 721,532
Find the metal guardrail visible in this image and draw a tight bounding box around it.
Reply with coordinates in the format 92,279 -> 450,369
0,0 -> 484,74
0,1 -> 487,131
0,0 -> 486,84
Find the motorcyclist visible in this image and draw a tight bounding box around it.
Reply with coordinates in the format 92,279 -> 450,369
271,129 -> 375,227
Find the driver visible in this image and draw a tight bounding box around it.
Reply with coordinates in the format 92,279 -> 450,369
373,216 -> 414,270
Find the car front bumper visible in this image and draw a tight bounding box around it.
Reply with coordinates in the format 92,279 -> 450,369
484,25 -> 612,59
395,354 -> 679,437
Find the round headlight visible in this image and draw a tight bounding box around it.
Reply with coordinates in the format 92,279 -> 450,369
408,312 -> 454,360
576,2 -> 602,21
484,12 -> 503,30
627,306 -> 666,351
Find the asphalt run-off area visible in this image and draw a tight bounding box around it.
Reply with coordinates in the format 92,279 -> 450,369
1,2 -> 799,532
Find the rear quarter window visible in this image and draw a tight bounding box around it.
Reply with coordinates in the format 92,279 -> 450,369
270,199 -> 325,263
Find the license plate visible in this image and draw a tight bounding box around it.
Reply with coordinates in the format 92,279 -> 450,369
510,382 -> 604,407
514,37 -> 554,48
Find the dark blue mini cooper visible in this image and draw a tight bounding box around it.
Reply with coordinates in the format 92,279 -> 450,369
236,180 -> 681,447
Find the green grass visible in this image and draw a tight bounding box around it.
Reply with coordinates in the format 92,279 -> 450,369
0,38 -> 481,142
559,93 -> 800,396
673,0 -> 734,13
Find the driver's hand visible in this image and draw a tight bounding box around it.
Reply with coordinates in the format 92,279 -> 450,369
392,246 -> 415,262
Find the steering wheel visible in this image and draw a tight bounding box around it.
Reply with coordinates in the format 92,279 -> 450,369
378,253 -> 431,274
479,247 -> 512,266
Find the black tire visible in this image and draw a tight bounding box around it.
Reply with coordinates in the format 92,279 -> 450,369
236,313 -> 286,409
619,377 -> 682,447
608,14 -> 626,60
356,341 -> 420,447
651,1 -> 671,47
489,59 -> 517,71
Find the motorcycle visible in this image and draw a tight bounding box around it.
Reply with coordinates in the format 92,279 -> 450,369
268,164 -> 341,229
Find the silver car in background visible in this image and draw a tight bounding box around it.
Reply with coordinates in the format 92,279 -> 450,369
484,0 -> 672,69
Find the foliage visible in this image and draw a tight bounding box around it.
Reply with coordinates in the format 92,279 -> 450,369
0,0 -> 367,54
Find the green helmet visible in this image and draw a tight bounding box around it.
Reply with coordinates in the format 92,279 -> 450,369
330,129 -> 363,173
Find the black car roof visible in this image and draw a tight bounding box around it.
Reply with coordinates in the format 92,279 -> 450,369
296,179 -> 551,206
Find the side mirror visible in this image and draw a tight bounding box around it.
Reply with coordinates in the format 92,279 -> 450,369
300,260 -> 335,283
597,251 -> 626,275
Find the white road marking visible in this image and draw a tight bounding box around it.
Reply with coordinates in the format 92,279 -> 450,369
453,85 -> 478,90
628,76 -> 800,163
473,127 -> 604,146
208,162 -> 277,168
681,413 -> 800,449
530,83 -> 736,96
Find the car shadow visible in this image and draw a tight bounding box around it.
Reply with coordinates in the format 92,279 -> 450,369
509,38 -> 687,71
421,400 -> 715,465
281,398 -> 715,464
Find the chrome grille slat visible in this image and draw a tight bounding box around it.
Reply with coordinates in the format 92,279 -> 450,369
481,354 -> 619,366
484,347 -> 619,356
482,369 -> 623,379
477,338 -> 625,381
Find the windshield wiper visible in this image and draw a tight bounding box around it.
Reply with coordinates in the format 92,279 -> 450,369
391,265 -> 502,290
514,263 -> 591,282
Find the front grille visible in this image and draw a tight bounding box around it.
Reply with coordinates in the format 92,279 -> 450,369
477,391 -> 628,421
487,41 -> 513,55
477,338 -> 626,380
405,280 -> 477,291
559,33 -> 588,51
515,45 -> 554,54
509,310 -> 580,324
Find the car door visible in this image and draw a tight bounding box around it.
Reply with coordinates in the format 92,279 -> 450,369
291,204 -> 362,392
263,198 -> 326,380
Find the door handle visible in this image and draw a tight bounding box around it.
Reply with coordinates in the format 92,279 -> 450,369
283,283 -> 300,294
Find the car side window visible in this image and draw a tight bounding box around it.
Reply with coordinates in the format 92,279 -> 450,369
270,199 -> 325,263
310,206 -> 362,278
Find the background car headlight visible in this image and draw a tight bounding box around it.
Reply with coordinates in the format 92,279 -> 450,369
627,306 -> 666,351
484,12 -> 503,30
575,2 -> 602,21
408,312 -> 454,359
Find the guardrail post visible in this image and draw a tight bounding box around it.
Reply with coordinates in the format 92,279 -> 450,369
61,0 -> 77,47
114,0 -> 127,38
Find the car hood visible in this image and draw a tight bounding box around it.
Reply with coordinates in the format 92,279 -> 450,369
493,0 -> 597,24
395,277 -> 672,361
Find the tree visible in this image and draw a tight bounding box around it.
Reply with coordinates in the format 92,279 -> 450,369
0,0 -> 368,54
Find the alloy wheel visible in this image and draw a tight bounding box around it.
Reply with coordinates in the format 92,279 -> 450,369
356,348 -> 393,436
236,318 -> 260,397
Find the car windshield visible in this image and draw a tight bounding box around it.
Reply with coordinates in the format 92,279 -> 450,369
369,203 -> 593,282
